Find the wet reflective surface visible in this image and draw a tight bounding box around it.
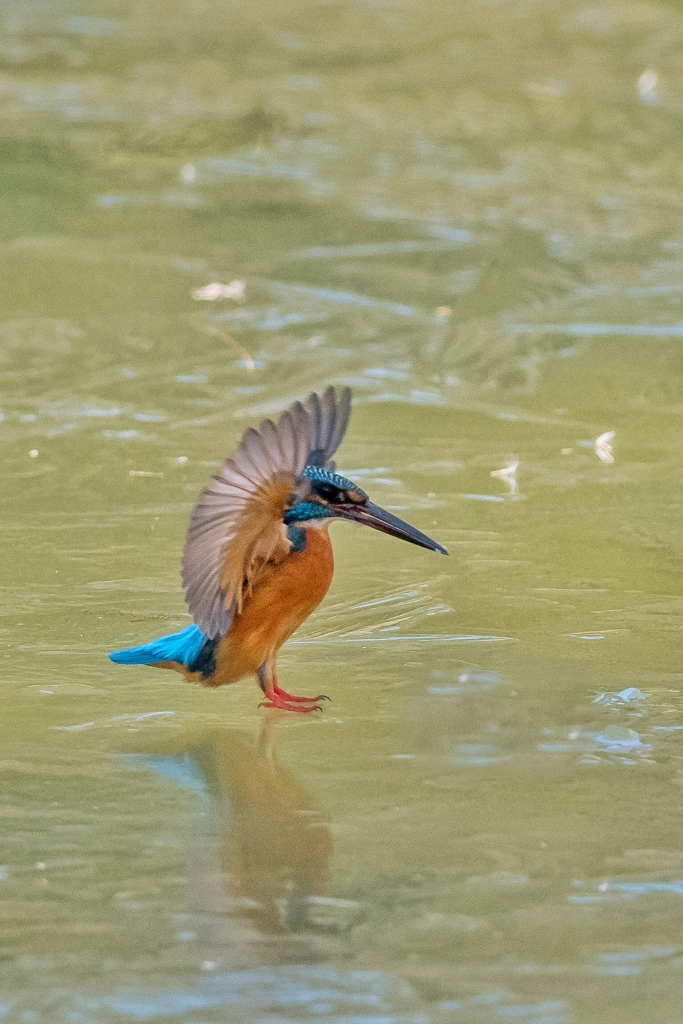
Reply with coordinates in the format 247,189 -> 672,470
4,0 -> 683,1020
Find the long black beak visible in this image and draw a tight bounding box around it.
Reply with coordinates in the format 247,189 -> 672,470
332,500 -> 447,554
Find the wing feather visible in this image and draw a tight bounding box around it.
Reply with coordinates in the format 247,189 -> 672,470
182,386 -> 352,639
304,385 -> 351,466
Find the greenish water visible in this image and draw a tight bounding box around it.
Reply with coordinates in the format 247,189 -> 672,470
4,1 -> 683,1020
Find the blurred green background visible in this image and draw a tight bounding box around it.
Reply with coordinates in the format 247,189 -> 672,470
3,1 -> 683,1021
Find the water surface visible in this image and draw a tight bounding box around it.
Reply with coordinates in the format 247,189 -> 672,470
3,1 -> 683,1021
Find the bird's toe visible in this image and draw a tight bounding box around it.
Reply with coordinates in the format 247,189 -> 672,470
259,696 -> 324,714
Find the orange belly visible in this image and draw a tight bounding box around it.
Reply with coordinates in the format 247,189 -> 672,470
185,525 -> 334,687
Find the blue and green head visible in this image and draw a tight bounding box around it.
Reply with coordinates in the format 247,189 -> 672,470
283,465 -> 447,554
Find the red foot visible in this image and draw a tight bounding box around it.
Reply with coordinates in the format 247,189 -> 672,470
259,691 -> 324,713
273,684 -> 329,703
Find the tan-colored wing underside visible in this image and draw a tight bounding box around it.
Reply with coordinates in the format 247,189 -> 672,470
181,386 -> 351,639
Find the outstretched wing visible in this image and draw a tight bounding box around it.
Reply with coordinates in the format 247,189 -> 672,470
182,386 -> 352,639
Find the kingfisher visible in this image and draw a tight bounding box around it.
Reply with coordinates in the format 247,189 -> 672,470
109,387 -> 447,712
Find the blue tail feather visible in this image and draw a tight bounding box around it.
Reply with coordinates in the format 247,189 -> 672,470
108,624 -> 207,669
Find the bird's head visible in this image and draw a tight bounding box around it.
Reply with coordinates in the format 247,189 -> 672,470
282,466 -> 447,555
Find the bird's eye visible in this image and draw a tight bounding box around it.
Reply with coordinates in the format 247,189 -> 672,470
286,492 -> 298,507
313,482 -> 339,503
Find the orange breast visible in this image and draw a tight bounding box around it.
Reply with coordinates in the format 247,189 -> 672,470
192,526 -> 334,687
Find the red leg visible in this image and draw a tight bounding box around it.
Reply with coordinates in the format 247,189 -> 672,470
256,662 -> 328,713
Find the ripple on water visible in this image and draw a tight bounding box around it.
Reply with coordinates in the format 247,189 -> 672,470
70,966 -> 424,1022
571,879 -> 683,905
428,670 -> 503,695
538,724 -> 653,762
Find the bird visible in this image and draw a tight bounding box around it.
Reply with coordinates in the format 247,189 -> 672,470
109,386 -> 447,712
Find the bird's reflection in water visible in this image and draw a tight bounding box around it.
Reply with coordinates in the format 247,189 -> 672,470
126,720 -> 333,967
